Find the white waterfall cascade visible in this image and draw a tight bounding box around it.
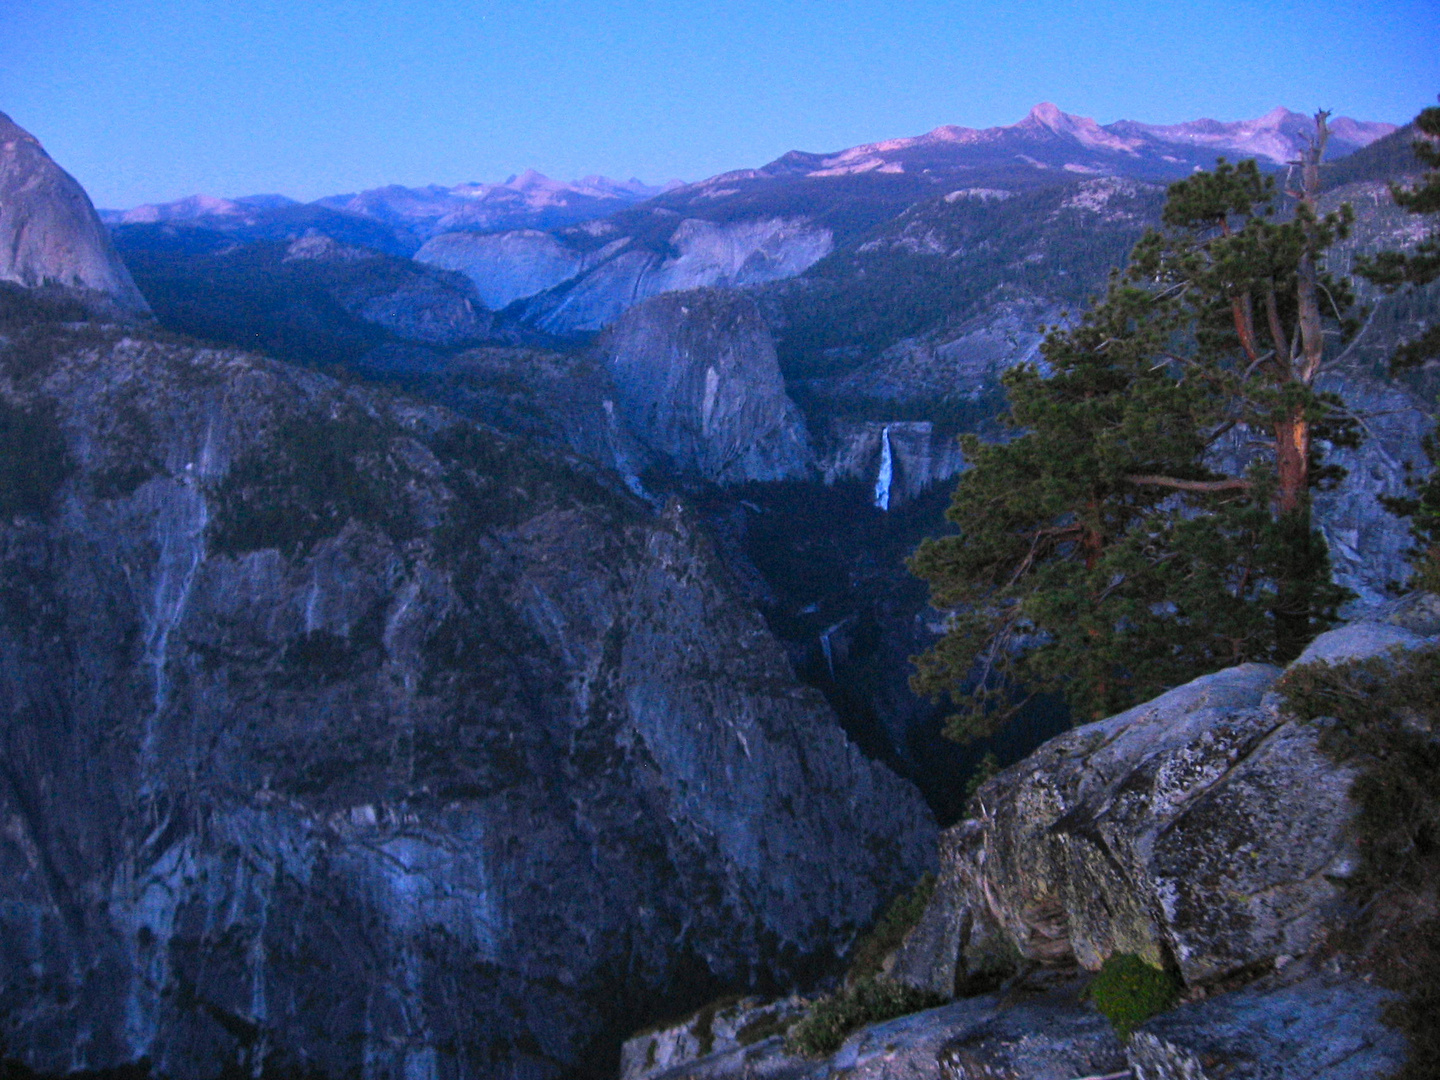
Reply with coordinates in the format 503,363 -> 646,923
873,424 -> 894,511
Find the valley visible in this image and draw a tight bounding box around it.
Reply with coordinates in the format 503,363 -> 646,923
1,97 -> 1437,1079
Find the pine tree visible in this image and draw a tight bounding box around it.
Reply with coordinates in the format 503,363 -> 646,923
1358,105 -> 1440,592
911,115 -> 1357,740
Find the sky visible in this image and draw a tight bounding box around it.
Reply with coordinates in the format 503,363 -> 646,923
2,0 -> 1437,209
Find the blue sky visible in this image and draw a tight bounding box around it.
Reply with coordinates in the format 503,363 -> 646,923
2,0 -> 1436,208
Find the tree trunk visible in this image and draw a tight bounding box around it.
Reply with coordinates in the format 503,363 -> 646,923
1276,113 -> 1330,518
1274,408 -> 1310,515
1272,113 -> 1333,656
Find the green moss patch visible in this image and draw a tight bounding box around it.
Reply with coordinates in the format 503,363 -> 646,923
1087,953 -> 1181,1038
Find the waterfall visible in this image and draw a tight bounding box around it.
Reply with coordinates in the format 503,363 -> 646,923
820,627 -> 836,680
873,425 -> 893,511
818,616 -> 854,680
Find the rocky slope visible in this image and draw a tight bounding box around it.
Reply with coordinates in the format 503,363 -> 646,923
617,596 -> 1440,1080
0,310 -> 935,1079
0,111 -> 149,316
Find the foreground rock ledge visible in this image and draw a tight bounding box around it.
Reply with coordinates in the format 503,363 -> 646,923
621,596 -> 1438,1079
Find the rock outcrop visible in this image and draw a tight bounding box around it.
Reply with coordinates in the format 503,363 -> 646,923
0,111 -> 149,316
599,289 -> 814,484
617,972 -> 1405,1080
893,599 -> 1439,991
0,323 -> 935,1078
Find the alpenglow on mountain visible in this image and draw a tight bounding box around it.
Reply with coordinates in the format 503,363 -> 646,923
712,103 -> 1392,184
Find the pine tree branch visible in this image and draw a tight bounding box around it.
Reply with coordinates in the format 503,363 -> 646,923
1006,524 -> 1084,588
1264,285 -> 1291,368
1125,474 -> 1252,492
1202,420 -> 1239,448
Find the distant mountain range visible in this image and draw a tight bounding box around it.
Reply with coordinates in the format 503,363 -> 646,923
100,171 -> 678,242
98,104 -> 1394,245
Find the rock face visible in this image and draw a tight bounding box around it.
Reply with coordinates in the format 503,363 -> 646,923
0,324 -> 935,1078
415,229 -> 622,310
0,111 -> 149,315
509,217 -> 833,335
599,289 -> 814,483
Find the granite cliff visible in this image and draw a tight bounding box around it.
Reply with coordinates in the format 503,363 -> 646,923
421,215 -> 834,337
0,111 -> 149,317
598,290 -> 814,484
0,308 -> 935,1079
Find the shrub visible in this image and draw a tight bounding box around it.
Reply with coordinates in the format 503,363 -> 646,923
208,411 -> 418,558
0,398 -> 73,518
1087,953 -> 1181,1038
964,752 -> 999,798
784,978 -> 943,1059
1280,645 -> 1440,1080
847,872 -> 936,983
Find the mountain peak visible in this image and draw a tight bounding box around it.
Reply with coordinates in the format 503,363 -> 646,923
1026,101 -> 1067,125
1020,102 -> 1139,153
1256,105 -> 1303,127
